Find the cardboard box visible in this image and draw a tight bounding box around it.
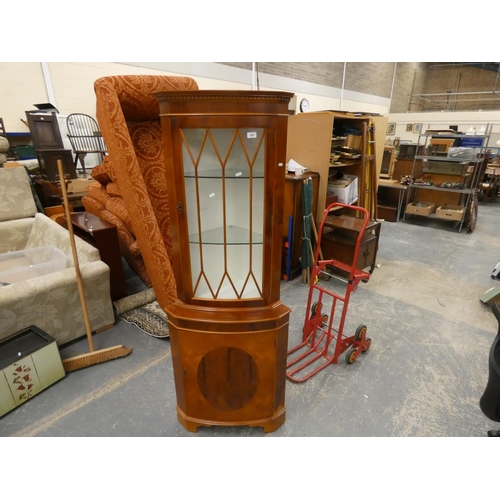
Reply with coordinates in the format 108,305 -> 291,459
405,202 -> 436,217
0,326 -> 65,417
66,178 -> 93,194
435,204 -> 464,222
327,174 -> 358,205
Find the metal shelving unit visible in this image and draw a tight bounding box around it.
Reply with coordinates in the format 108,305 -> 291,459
403,123 -> 491,233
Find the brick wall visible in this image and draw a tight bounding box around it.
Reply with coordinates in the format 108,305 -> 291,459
221,62 -> 402,102
390,62 -> 429,113
344,62 -> 395,98
220,62 -> 345,87
421,63 -> 500,111
219,62 -> 500,112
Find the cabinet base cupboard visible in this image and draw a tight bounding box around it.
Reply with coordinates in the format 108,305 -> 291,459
156,90 -> 293,433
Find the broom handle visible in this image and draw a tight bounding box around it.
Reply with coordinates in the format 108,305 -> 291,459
57,160 -> 95,352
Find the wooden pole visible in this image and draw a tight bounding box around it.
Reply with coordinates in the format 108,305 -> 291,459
57,160 -> 132,371
57,160 -> 95,352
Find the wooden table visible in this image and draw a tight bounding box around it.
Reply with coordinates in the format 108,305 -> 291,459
64,212 -> 127,302
377,178 -> 409,222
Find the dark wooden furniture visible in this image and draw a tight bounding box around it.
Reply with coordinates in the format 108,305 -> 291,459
282,171 -> 320,280
380,145 -> 396,178
64,212 -> 127,301
377,179 -> 409,222
36,149 -> 77,181
321,214 -> 381,275
397,144 -> 425,160
33,176 -> 88,211
25,111 -> 76,181
392,157 -> 422,181
156,90 -> 293,433
376,157 -> 421,221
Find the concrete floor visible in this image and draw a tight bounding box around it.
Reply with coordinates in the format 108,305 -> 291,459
2,201 -> 500,438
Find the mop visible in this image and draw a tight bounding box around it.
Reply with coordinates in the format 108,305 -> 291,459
56,160 -> 132,372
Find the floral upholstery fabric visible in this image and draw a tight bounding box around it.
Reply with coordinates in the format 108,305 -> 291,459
0,218 -> 33,254
25,213 -> 99,266
93,75 -> 199,311
84,156 -> 151,283
0,213 -> 115,346
106,182 -> 121,197
0,167 -> 38,222
90,157 -> 115,185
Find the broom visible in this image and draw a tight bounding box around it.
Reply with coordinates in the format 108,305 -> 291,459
56,160 -> 132,372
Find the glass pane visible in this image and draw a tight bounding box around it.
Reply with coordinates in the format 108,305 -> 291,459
181,127 -> 265,300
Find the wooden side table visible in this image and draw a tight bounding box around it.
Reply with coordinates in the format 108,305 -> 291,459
321,214 -> 381,275
67,212 -> 127,301
377,179 -> 409,222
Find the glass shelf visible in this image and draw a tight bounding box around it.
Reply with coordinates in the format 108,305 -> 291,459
190,225 -> 263,245
185,168 -> 264,179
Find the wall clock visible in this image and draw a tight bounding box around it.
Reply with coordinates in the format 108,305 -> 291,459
300,98 -> 309,112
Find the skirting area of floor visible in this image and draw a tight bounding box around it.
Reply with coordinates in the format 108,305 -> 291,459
2,202 -> 500,439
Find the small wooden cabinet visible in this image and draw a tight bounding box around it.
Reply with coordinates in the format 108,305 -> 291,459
321,214 -> 381,275
156,90 -> 293,433
376,158 -> 421,222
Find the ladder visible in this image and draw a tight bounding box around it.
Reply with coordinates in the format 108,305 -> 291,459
363,121 -> 378,219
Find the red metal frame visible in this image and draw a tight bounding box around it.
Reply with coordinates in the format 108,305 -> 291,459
286,202 -> 372,383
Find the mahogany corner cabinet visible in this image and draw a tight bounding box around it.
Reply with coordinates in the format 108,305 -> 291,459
155,90 -> 293,433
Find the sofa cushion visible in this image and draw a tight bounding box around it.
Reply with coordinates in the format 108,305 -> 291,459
106,181 -> 121,197
104,196 -> 134,235
0,136 -> 9,153
0,167 -> 38,222
90,156 -> 115,185
0,218 -> 35,254
87,181 -> 110,206
25,213 -> 100,265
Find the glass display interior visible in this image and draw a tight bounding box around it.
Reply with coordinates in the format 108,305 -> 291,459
182,127 -> 265,299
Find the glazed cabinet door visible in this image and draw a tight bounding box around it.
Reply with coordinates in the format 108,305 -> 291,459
168,116 -> 281,307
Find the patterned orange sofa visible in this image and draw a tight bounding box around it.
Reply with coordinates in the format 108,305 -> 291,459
84,75 -> 199,310
83,156 -> 152,285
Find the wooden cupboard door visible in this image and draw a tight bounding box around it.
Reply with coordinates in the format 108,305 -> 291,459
169,324 -> 288,427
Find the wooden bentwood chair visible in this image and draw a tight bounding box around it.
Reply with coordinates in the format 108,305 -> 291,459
66,113 -> 107,175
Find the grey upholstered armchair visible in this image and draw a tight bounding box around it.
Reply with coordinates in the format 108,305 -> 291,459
0,167 -> 115,345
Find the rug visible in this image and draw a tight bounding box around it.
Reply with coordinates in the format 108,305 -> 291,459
113,289 -> 169,338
